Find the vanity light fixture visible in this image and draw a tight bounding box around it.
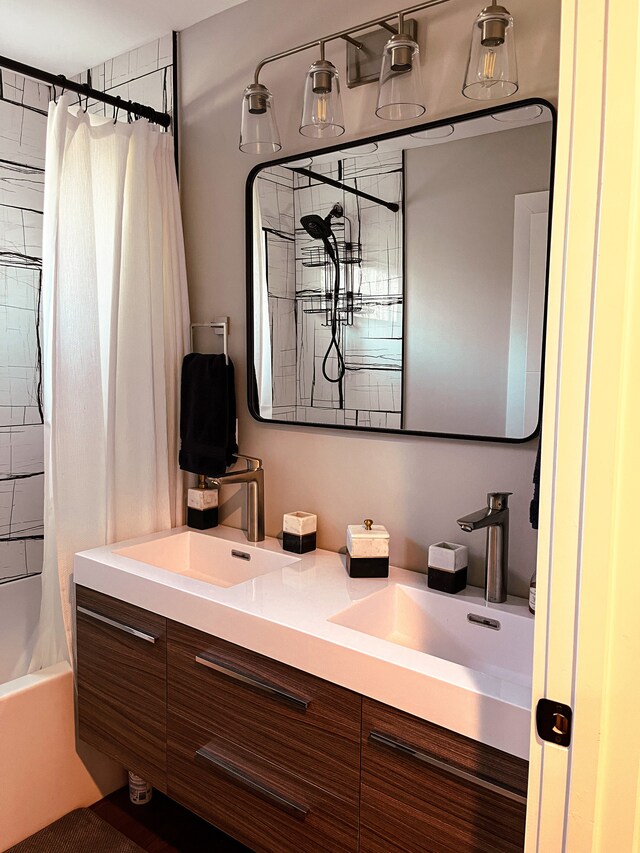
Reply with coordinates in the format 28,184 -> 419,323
339,142 -> 379,155
375,12 -> 426,121
462,1 -> 518,100
491,103 -> 542,122
239,83 -> 281,154
410,124 -> 455,139
300,43 -> 345,138
239,0 -> 520,154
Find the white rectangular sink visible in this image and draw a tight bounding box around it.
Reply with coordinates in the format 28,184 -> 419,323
114,531 -> 299,588
329,584 -> 533,685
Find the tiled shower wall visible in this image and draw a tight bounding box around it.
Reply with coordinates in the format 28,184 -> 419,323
0,36 -> 174,584
0,74 -> 47,583
294,153 -> 403,428
257,151 -> 404,428
69,34 -> 174,124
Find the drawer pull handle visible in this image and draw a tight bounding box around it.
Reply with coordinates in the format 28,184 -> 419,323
195,744 -> 309,821
368,731 -> 527,805
77,606 -> 158,644
195,653 -> 309,712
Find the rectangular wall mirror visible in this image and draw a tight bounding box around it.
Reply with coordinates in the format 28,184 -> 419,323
246,100 -> 555,442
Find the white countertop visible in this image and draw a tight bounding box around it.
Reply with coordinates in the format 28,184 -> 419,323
74,524 -> 534,760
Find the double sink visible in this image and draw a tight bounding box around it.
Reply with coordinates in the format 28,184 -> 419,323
76,524 -> 535,758
115,529 -> 533,689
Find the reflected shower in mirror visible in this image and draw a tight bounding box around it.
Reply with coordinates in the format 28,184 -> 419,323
247,101 -> 555,441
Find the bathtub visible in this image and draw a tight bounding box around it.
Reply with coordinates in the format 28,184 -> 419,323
0,577 -> 124,851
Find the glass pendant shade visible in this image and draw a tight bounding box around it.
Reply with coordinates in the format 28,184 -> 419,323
299,59 -> 345,138
376,34 -> 425,121
239,83 -> 282,154
462,4 -> 518,100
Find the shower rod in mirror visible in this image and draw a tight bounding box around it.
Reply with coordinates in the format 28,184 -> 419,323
240,0 -> 518,153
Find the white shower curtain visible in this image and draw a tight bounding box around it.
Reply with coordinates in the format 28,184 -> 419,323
30,97 -> 190,669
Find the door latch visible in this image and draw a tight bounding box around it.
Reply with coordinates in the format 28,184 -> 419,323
536,698 -> 573,747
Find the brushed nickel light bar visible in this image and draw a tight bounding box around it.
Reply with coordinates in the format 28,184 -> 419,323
250,0 -> 451,85
239,0 -> 519,154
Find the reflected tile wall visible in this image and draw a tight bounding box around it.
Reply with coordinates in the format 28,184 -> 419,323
255,152 -> 404,428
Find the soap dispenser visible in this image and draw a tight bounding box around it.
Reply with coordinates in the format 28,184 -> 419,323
186,477 -> 219,530
346,519 -> 390,578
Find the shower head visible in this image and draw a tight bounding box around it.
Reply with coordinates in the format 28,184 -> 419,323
300,202 -> 343,240
300,214 -> 332,240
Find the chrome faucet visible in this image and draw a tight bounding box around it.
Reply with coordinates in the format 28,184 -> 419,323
457,492 -> 512,603
206,454 -> 265,542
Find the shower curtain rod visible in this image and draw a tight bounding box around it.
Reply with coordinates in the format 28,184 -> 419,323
0,53 -> 172,128
290,166 -> 400,213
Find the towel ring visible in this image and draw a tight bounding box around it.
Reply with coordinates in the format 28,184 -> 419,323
190,321 -> 229,364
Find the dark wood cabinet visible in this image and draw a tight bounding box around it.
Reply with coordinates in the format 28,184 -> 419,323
166,620 -> 361,851
167,620 -> 361,806
75,586 -> 167,791
168,711 -> 358,853
76,588 -> 528,853
360,698 -> 528,853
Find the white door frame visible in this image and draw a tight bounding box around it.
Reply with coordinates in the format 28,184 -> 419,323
526,0 -> 640,849
505,190 -> 549,438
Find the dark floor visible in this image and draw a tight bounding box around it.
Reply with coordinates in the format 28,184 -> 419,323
91,787 -> 251,853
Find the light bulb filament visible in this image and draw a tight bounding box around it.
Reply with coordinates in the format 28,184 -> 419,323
314,93 -> 328,125
481,48 -> 497,81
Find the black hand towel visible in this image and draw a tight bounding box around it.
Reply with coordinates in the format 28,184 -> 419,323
179,353 -> 238,477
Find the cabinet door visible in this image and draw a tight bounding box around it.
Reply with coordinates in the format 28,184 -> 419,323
168,711 -> 358,853
167,621 -> 361,804
360,699 -> 528,853
76,586 -> 167,791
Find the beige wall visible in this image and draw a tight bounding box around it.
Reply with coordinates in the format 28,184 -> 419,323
179,0 -> 560,596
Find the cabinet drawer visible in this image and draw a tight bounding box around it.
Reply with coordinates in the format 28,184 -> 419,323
167,621 -> 361,804
360,699 -> 528,853
168,711 -> 358,853
76,586 -> 167,790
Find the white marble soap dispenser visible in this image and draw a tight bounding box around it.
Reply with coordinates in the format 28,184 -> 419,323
186,484 -> 219,530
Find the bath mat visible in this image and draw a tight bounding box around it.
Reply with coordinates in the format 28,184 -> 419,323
6,808 -> 145,853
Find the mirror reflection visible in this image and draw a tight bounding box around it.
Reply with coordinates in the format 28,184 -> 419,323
248,102 -> 554,441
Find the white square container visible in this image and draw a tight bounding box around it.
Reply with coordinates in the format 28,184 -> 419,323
283,511 -> 317,536
428,542 -> 468,572
347,521 -> 390,559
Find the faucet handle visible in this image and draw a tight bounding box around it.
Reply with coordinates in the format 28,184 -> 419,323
487,492 -> 512,509
235,454 -> 262,471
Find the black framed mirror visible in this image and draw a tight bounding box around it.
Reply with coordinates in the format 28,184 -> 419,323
246,98 -> 555,442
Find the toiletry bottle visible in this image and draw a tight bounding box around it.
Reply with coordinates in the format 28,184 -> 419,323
529,569 -> 536,614
128,771 -> 152,805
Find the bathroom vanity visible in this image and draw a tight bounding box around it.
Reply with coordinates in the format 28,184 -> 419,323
74,525 -> 533,852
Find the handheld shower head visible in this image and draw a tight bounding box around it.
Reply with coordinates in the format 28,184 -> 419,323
300,214 -> 333,240
300,202 -> 344,240
299,202 -> 346,386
